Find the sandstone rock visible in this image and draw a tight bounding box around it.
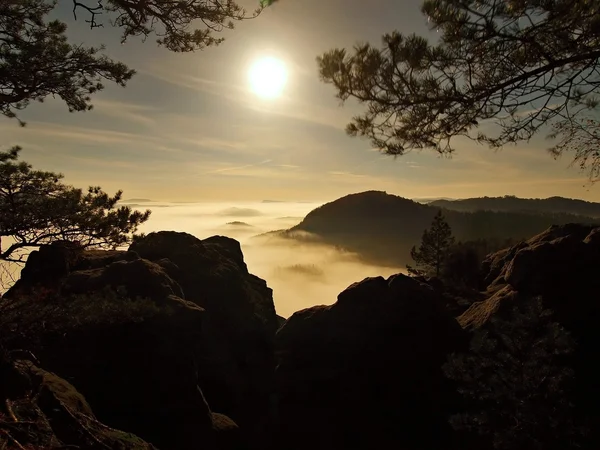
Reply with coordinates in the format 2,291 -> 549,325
63,258 -> 185,302
460,223 -> 600,445
129,231 -> 278,446
0,350 -> 157,449
275,273 -> 467,450
583,227 -> 600,246
212,412 -> 244,450
2,231 -> 278,450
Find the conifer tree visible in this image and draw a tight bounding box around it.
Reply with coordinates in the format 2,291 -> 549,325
407,210 -> 454,277
318,0 -> 600,180
0,0 -> 260,123
444,297 -> 585,450
0,147 -> 150,263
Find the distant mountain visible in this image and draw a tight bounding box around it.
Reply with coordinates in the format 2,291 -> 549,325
430,195 -> 600,218
225,221 -> 255,228
277,191 -> 599,266
411,197 -> 456,204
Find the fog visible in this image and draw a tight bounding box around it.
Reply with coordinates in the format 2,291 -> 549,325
134,201 -> 406,317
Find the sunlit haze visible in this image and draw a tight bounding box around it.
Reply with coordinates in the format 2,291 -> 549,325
132,199 -> 404,317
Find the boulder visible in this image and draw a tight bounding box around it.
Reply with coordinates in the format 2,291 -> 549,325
61,257 -> 185,302
274,273 -> 467,450
475,224 -> 600,317
2,231 -> 278,450
480,242 -> 526,287
212,412 -> 244,450
0,349 -> 157,449
3,279 -> 214,450
130,231 -> 279,445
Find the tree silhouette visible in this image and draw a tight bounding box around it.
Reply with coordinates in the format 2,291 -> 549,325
442,243 -> 480,287
407,210 -> 454,277
0,147 -> 151,263
0,0 -> 261,123
444,297 -> 585,450
317,0 -> 600,179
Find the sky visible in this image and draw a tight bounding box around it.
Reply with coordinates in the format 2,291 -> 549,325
1,0 -> 599,203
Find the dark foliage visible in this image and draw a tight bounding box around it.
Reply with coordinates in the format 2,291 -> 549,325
0,0 -> 260,123
0,0 -> 134,124
318,0 -> 600,179
443,237 -> 517,288
445,297 -> 586,450
408,210 -> 455,277
431,195 -> 600,218
0,147 -> 150,263
442,244 -> 480,287
71,0 -> 261,52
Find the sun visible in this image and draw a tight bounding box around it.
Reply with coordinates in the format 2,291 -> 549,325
248,56 -> 288,99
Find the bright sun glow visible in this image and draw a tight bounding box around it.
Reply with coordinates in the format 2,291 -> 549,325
248,56 -> 288,99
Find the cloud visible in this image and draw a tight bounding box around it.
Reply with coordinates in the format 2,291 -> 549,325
244,235 -> 404,317
329,171 -> 368,178
141,62 -> 350,132
205,159 -> 273,175
217,207 -> 264,217
139,64 -> 251,106
204,163 -> 313,181
277,164 -> 300,169
91,99 -> 158,126
0,121 -> 159,146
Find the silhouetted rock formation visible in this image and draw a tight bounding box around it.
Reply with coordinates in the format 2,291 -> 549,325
274,274 -> 468,450
0,349 -> 157,449
460,223 -> 600,444
130,232 -> 278,445
2,232 -> 278,450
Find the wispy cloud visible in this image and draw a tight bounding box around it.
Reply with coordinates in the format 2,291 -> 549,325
91,99 -> 158,126
0,121 -> 159,146
205,159 -> 273,174
141,62 -> 349,132
140,64 -> 250,104
329,171 -> 367,178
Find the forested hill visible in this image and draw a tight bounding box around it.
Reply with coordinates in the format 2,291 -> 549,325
429,195 -> 600,218
281,191 -> 600,266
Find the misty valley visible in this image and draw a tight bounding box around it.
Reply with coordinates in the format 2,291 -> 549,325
3,0 -> 600,449
3,186 -> 600,450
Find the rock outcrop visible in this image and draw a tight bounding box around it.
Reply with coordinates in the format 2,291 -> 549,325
129,232 -> 278,445
7,223 -> 598,450
462,224 -> 600,328
460,224 -> 600,443
0,349 -> 156,449
274,274 -> 468,450
2,232 -> 279,450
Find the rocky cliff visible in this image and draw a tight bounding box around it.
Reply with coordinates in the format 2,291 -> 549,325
460,223 -> 600,444
274,274 -> 468,450
0,348 -> 157,449
1,232 -> 278,450
3,224 -> 599,449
